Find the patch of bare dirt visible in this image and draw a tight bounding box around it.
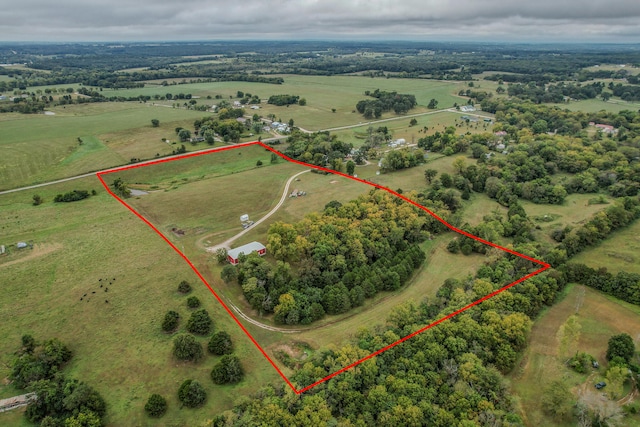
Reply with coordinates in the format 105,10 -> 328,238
0,243 -> 62,269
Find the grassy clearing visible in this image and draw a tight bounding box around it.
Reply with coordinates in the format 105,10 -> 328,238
0,177 -> 281,426
522,193 -> 612,227
572,219 -> 640,274
0,102 -> 204,190
509,284 -> 640,427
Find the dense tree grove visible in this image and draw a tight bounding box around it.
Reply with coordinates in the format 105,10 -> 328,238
283,131 -> 353,169
226,190 -> 429,324
194,114 -> 245,143
267,94 -> 300,106
553,197 -> 640,259
506,81 -> 604,103
11,337 -> 72,389
379,148 -> 426,173
419,104 -> 640,207
53,189 -> 91,203
356,89 -> 417,118
9,336 -> 106,426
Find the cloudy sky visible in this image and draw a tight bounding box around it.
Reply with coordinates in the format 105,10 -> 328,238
2,0 -> 640,42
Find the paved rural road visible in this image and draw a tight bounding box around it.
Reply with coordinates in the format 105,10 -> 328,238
0,141 -> 258,196
205,168 -> 310,253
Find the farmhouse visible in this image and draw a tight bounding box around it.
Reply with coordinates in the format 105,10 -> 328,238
227,241 -> 266,265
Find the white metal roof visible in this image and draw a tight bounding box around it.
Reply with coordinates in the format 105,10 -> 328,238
227,241 -> 266,259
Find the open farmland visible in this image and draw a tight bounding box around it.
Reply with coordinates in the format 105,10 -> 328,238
92,75 -> 468,132
0,177 -> 281,426
0,102 -> 204,190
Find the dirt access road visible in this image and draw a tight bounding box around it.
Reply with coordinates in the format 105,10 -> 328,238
205,169 -> 310,253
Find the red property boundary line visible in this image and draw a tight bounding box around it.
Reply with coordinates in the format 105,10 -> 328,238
96,141 -> 550,394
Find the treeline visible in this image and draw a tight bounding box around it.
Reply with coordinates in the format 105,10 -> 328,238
224,190 -> 431,324
507,82 -> 604,103
356,89 -> 417,119
9,335 -> 106,425
610,83 -> 640,101
564,264 -> 640,305
552,196 -> 640,259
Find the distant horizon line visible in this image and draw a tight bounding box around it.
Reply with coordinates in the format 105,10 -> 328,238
1,39 -> 639,46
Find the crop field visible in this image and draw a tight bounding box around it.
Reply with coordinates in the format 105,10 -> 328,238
509,284 -> 640,427
0,102 -> 205,190
0,176 -> 283,426
572,219 -> 640,274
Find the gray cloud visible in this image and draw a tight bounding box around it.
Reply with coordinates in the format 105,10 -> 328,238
2,0 -> 640,41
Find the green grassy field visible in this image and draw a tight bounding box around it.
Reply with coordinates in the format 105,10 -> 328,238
521,193 -> 614,245
93,75 -> 468,132
0,176 -> 282,426
572,219 -> 640,274
509,284 -> 640,427
0,102 -> 205,191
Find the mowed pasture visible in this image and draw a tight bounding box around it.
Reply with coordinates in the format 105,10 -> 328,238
509,284 -> 640,427
0,102 -> 205,191
572,219 -> 640,274
0,177 -> 281,427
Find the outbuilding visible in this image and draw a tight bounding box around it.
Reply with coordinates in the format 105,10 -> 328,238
227,242 -> 266,265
